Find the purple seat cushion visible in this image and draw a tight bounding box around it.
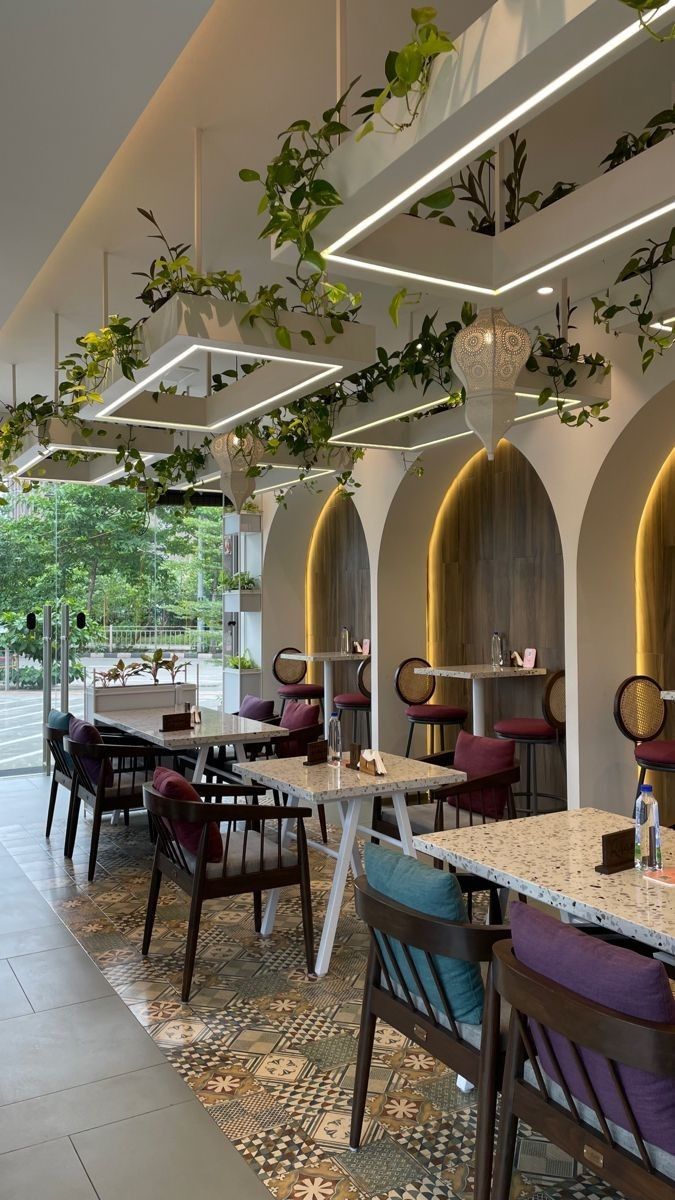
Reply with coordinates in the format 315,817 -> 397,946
635,740 -> 675,767
153,767 -> 222,862
510,901 -> 675,1155
406,703 -> 467,722
238,694 -> 275,721
334,692 -> 370,709
449,730 -> 515,820
494,716 -> 555,740
277,701 -> 321,759
278,682 -> 324,699
68,716 -> 113,786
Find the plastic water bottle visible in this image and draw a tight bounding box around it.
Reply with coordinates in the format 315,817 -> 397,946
491,631 -> 501,670
340,626 -> 350,655
635,783 -> 662,871
328,711 -> 342,765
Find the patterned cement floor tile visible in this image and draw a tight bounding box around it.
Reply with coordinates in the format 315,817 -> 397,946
302,1033 -> 359,1073
335,1136 -> 429,1193
232,1126 -> 323,1174
209,1090 -> 292,1139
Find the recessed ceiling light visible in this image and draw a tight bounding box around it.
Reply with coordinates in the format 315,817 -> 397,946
537,286 -> 554,296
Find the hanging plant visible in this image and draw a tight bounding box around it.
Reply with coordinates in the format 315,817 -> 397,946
591,228 -> 675,371
618,0 -> 675,40
525,302 -> 611,427
355,7 -> 455,139
601,105 -> 675,170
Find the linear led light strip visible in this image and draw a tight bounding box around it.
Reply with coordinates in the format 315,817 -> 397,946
98,344 -> 342,425
330,389 -> 577,441
328,199 -> 675,297
332,396 -> 577,451
323,1 -> 675,260
181,465 -> 335,493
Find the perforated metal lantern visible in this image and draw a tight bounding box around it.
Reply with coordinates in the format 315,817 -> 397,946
450,307 -> 531,458
210,432 -> 264,511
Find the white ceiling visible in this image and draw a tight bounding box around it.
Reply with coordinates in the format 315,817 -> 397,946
0,0 -> 211,329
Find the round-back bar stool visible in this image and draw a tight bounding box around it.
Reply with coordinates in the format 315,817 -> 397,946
613,674 -> 675,801
494,670 -> 566,815
335,658 -> 371,746
395,656 -> 468,757
272,647 -> 324,717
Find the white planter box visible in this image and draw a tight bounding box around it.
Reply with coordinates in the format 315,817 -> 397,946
85,681 -> 197,721
224,590 -> 261,613
224,512 -> 261,535
223,668 -> 261,713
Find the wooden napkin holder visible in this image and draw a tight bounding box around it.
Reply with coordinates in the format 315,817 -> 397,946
304,739 -> 328,767
595,827 -> 634,874
359,751 -> 387,777
160,711 -> 193,732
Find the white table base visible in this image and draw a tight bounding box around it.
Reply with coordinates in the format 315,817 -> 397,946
261,788 -> 417,976
322,660 -> 334,738
472,679 -> 486,736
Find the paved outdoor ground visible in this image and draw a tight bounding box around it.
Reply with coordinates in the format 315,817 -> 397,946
0,656 -> 224,773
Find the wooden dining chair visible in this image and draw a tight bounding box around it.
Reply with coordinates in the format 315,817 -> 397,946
494,670 -> 566,815
335,657 -> 372,746
142,772 -> 314,1000
490,930 -> 675,1200
351,872 -> 510,1200
44,712 -> 74,838
64,723 -> 161,880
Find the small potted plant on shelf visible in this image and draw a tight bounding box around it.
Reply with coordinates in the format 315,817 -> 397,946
225,650 -> 258,670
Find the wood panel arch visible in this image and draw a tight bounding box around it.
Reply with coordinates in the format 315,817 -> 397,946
636,446 -> 675,823
305,490 -> 371,695
427,440 -> 565,799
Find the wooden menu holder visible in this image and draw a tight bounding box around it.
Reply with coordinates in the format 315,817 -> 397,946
595,827 -> 635,874
160,711 -> 193,732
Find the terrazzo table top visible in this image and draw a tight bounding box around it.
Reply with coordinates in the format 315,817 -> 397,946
234,751 -> 465,804
416,663 -> 547,680
662,690 -> 675,700
414,808 -> 675,955
280,651 -> 369,662
95,706 -> 287,750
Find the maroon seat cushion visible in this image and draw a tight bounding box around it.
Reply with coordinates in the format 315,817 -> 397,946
493,716 -> 555,740
334,692 -> 370,709
446,729 -> 515,820
510,901 -> 675,1156
276,700 -> 321,759
68,716 -> 113,786
635,739 -> 675,767
153,766 -> 222,862
238,694 -> 275,721
278,682 -> 324,699
406,703 -> 467,723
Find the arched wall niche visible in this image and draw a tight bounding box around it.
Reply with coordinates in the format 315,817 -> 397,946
575,379 -> 675,816
428,440 -> 565,798
636,446 -> 675,821
305,490 -> 371,696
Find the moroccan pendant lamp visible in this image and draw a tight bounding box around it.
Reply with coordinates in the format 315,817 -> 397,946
210,431 -> 264,511
450,307 -> 531,458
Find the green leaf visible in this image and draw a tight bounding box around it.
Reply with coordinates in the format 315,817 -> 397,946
389,287 -> 408,326
419,186 -> 455,209
395,44 -> 423,85
355,120 -> 375,142
411,7 -> 437,25
275,325 -> 292,351
238,168 -> 260,182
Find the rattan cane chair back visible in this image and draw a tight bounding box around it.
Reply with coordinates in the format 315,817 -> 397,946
543,670 -> 566,731
613,675 -> 666,744
272,647 -> 307,686
395,657 -> 435,705
358,658 -> 372,698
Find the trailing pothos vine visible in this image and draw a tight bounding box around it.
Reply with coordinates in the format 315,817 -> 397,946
592,228 -> 675,371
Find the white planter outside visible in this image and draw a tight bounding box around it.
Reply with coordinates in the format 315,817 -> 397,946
224,590 -> 261,613
85,680 -> 197,721
223,668 -> 261,713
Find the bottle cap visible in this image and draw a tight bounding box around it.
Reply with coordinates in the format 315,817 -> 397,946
641,783 -> 654,793
331,710 -> 338,717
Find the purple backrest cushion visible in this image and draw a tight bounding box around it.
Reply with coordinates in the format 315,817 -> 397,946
510,901 -> 675,1154
238,695 -> 275,721
449,731 -> 515,819
153,767 -> 222,862
68,716 -> 113,786
277,700 -> 321,758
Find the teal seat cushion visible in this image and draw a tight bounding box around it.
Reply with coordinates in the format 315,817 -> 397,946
363,843 -> 484,1025
48,709 -> 72,731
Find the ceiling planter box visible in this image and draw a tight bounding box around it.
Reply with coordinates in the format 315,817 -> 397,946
85,295 -> 375,434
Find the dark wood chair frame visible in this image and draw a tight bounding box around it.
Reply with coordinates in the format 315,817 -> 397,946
351,877 -> 510,1200
490,938 -> 675,1200
64,737 -> 163,880
371,749 -> 519,921
273,646 -> 324,719
613,674 -> 675,802
44,724 -> 74,839
142,782 -> 315,1000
